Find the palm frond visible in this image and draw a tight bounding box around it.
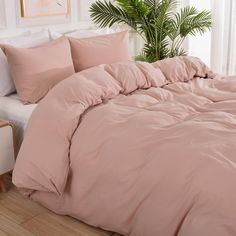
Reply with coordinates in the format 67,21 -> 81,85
116,0 -> 149,19
168,6 -> 211,57
143,0 -> 161,16
168,6 -> 198,40
169,47 -> 187,57
90,1 -> 137,29
143,0 -> 161,8
151,0 -> 178,59
135,53 -> 148,61
90,0 -> 212,62
181,10 -> 212,36
143,37 -> 170,62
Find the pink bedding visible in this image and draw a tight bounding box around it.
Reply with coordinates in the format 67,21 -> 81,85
13,57 -> 236,236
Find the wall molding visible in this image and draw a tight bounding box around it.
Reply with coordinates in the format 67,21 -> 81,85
0,0 -> 139,56
16,0 -> 72,27
0,0 -> 95,35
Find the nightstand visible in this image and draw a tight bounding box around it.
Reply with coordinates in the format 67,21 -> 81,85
0,119 -> 16,192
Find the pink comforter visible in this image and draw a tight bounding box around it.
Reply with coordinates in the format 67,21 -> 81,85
13,57 -> 236,236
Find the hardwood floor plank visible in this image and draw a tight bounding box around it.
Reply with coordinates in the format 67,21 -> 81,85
22,211 -> 112,236
0,187 -> 46,214
0,182 -> 118,236
0,215 -> 35,236
0,197 -> 39,225
0,229 -> 7,236
0,187 -> 48,224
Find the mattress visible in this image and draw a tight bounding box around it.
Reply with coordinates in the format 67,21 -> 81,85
0,94 -> 37,152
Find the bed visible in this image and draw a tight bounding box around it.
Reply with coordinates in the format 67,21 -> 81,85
0,94 -> 36,152
12,57 -> 236,236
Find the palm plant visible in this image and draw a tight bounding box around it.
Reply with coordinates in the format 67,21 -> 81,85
90,0 -> 212,62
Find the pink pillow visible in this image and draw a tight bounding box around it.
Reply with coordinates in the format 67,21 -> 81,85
69,31 -> 131,72
3,37 -> 75,104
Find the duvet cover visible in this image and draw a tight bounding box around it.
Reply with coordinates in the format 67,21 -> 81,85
13,57 -> 236,236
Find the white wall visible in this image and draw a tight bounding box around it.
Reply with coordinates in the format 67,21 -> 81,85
1,0 -> 212,60
188,0 -> 211,66
0,0 -> 139,56
180,0 -> 212,66
0,0 -> 95,37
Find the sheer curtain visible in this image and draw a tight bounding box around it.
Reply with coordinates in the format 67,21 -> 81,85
183,0 -> 236,75
211,0 -> 236,75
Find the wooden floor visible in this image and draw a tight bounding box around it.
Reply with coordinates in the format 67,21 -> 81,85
0,175 -> 121,236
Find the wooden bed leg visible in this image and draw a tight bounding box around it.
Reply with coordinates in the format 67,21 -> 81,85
0,175 -> 7,193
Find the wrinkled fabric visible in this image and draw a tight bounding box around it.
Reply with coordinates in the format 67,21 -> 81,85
13,57 -> 236,236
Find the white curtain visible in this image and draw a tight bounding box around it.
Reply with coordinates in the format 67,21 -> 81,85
211,0 -> 236,75
183,0 -> 236,75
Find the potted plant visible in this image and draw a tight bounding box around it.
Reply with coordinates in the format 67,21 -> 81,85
90,0 -> 212,62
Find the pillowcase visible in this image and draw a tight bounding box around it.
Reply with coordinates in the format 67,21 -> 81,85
48,29 -> 63,40
65,28 -> 115,39
3,37 -> 75,104
0,30 -> 51,96
69,31 -> 131,72
0,31 -> 30,44
0,29 -> 50,47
